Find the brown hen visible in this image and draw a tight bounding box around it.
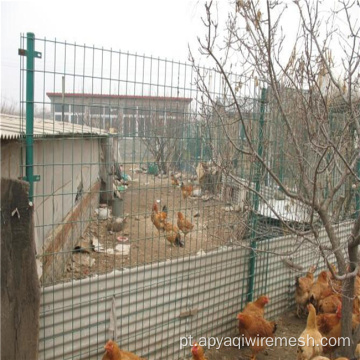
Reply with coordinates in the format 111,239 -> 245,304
295,266 -> 315,317
237,312 -> 277,360
242,295 -> 269,318
177,212 -> 194,238
163,221 -> 184,247
150,202 -> 167,235
180,182 -> 193,199
191,342 -> 207,360
102,340 -> 146,360
309,271 -> 332,310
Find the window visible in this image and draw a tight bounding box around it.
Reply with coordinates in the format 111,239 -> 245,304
111,107 -> 120,115
73,104 -> 84,113
76,115 -> 83,125
138,115 -> 145,136
90,106 -> 102,115
54,103 -> 69,112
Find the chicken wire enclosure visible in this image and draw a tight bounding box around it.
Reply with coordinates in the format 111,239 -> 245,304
16,32 -> 355,360
16,33 -> 250,360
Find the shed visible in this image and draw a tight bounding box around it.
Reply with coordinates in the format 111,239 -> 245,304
1,113 -> 111,283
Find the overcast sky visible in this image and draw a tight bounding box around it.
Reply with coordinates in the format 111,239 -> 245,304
1,0 -> 351,108
1,0 -> 213,105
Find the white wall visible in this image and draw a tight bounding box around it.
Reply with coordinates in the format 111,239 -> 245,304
1,136 -> 103,259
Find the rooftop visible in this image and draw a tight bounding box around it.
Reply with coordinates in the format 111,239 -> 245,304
0,114 -> 108,140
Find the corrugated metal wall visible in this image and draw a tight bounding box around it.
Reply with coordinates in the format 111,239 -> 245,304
39,246 -> 249,360
38,220 -> 352,360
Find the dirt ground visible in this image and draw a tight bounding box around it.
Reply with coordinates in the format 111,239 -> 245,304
63,170 -> 310,360
205,310 -> 305,360
61,168 -> 249,282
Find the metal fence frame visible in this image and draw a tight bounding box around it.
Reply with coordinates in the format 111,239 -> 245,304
13,32 -> 356,360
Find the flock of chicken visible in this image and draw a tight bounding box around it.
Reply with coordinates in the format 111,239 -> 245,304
295,267 -> 360,360
102,173 -> 360,360
100,267 -> 360,360
100,340 -> 214,360
294,266 -> 360,360
102,267 -> 360,360
149,178 -> 195,248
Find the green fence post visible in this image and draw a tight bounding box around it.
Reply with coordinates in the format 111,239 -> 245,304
19,32 -> 41,202
247,87 -> 267,302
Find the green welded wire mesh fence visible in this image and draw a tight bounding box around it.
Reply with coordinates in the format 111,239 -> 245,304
13,32 -> 356,360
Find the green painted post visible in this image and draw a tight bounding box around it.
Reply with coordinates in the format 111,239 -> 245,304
247,87 -> 267,302
26,33 -> 35,202
196,123 -> 200,166
246,239 -> 257,302
19,32 -> 41,202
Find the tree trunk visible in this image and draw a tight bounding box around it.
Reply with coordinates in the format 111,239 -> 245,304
340,242 -> 359,357
1,178 -> 40,359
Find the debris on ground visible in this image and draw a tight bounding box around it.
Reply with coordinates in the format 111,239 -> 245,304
57,169 -> 249,283
106,244 -> 130,256
107,217 -> 126,232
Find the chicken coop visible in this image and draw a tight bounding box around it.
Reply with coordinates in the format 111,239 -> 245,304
5,32 -> 356,360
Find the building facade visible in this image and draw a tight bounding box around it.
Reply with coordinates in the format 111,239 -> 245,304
47,93 -> 192,136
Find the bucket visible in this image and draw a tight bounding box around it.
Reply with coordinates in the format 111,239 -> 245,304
112,198 -> 124,217
98,207 -> 109,220
148,163 -> 159,175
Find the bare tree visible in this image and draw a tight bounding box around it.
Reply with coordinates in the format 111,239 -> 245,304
1,99 -> 20,115
139,107 -> 185,174
34,104 -> 52,120
190,0 -> 360,356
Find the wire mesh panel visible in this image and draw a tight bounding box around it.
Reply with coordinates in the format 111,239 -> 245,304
15,32 -> 355,360
16,33 -> 252,360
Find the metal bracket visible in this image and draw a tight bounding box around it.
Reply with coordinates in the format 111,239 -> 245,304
22,175 -> 40,182
18,49 -> 42,58
178,307 -> 199,318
